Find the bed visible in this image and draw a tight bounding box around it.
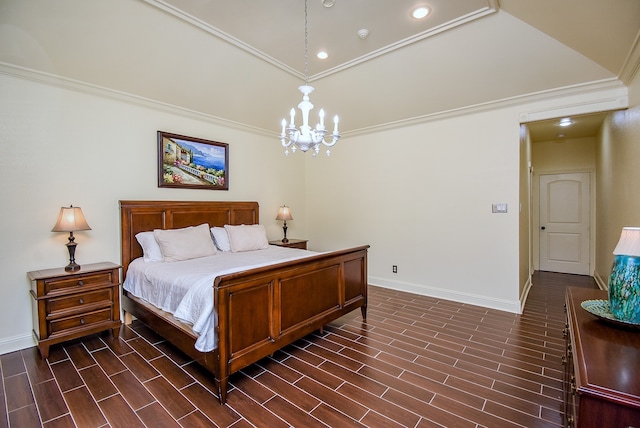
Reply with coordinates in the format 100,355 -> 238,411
119,200 -> 369,404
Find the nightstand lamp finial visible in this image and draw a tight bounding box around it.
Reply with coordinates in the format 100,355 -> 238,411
52,205 -> 91,272
276,205 -> 293,243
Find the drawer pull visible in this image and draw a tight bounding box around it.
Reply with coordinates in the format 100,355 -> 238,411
80,318 -> 85,325
77,280 -> 84,286
78,299 -> 84,304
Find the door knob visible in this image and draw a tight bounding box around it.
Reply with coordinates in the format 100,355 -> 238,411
541,226 -> 546,230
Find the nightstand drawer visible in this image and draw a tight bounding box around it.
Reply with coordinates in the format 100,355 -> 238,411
49,308 -> 113,335
47,288 -> 113,316
44,271 -> 114,295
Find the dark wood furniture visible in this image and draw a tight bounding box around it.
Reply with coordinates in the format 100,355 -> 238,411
564,287 -> 640,427
269,238 -> 308,250
28,262 -> 122,359
119,200 -> 368,404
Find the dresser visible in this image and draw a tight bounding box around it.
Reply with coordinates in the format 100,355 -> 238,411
564,287 -> 640,427
28,262 -> 122,358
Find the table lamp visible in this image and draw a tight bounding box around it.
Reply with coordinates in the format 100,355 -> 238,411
52,205 -> 91,271
276,205 -> 293,243
608,227 -> 640,323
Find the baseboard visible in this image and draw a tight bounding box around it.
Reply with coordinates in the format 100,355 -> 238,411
593,271 -> 608,290
0,333 -> 37,355
519,275 -> 533,313
368,276 -> 521,314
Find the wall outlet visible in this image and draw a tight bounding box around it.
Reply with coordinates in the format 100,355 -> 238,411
392,265 -> 397,273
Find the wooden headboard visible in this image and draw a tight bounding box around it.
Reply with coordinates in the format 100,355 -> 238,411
120,200 -> 259,276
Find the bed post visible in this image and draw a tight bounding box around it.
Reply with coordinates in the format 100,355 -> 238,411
217,378 -> 228,404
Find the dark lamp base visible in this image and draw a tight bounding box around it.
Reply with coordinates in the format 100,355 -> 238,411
64,237 -> 81,272
65,262 -> 81,272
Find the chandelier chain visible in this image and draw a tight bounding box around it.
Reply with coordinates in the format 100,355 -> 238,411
304,0 -> 309,85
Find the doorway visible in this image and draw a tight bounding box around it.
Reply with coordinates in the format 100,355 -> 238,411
538,173 -> 591,274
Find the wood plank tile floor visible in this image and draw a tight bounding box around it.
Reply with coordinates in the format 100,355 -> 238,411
1,271 -> 597,427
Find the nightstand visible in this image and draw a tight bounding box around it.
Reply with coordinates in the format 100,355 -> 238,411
269,239 -> 308,250
28,262 -> 122,359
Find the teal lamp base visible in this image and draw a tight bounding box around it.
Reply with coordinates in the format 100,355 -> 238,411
608,254 -> 640,323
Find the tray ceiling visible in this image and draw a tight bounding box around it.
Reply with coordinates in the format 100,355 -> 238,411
1,0 -> 638,137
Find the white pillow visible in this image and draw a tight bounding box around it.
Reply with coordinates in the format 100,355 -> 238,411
153,223 -> 217,262
135,231 -> 163,262
224,224 -> 269,252
210,226 -> 231,252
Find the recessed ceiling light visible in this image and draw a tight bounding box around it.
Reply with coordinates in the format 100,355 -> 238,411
317,51 -> 328,59
412,6 -> 430,19
559,117 -> 574,127
357,29 -> 369,39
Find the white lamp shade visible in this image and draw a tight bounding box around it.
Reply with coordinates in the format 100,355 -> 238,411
612,227 -> 640,257
52,206 -> 91,232
276,206 -> 293,221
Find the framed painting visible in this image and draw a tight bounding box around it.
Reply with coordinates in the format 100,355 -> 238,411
158,131 -> 229,190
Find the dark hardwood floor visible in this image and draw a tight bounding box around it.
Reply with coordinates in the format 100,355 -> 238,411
1,271 -> 597,427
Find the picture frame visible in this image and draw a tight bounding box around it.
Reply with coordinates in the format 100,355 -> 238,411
158,131 -> 229,190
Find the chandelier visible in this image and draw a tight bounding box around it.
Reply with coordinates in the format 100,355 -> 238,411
280,0 -> 340,157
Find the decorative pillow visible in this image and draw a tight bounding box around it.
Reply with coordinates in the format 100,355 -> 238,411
153,223 -> 216,262
210,226 -> 231,252
224,224 -> 269,252
135,231 -> 163,262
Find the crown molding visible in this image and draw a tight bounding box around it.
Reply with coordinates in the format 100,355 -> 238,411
618,28 -> 640,85
0,62 -> 273,137
1,62 -> 628,140
346,78 -> 628,138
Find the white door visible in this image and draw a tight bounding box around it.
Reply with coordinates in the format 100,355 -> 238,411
539,173 -> 590,275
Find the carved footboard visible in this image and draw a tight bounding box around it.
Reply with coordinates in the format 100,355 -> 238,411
119,200 -> 368,404
214,246 -> 368,403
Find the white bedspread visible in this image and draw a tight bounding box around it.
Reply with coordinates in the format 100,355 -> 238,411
123,246 -> 318,352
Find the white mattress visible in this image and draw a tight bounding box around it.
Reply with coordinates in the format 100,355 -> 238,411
123,245 -> 318,352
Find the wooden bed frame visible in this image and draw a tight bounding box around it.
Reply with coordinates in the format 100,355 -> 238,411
119,200 -> 368,404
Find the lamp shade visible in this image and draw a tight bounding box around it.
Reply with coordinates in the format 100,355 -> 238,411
52,206 -> 91,232
276,206 -> 293,221
612,227 -> 640,256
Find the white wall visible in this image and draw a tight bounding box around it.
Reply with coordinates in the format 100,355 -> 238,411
305,107 -> 523,311
0,65 -> 630,355
595,92 -> 640,286
303,84 -> 628,314
518,125 -> 532,306
0,73 -> 307,353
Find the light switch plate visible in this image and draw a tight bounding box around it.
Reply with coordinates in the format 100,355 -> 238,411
492,203 -> 508,213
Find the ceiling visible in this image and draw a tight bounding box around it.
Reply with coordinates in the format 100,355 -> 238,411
526,111 -> 610,142
1,0 -> 639,139
158,0 -> 497,79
